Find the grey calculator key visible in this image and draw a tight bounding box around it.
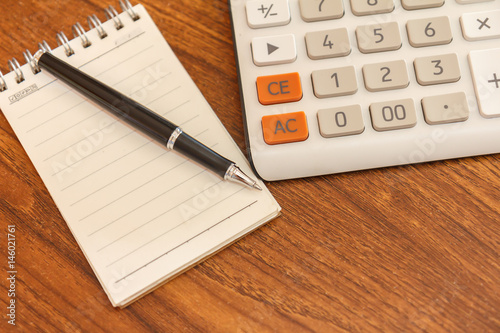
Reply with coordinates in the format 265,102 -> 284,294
350,0 -> 394,16
305,28 -> 351,60
407,16 -> 453,47
317,105 -> 365,138
312,66 -> 358,98
362,60 -> 409,92
370,99 -> 417,131
356,22 -> 402,54
414,53 -> 461,86
299,0 -> 344,22
402,0 -> 444,10
422,92 -> 469,124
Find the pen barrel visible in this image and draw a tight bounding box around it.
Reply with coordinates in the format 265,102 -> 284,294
174,132 -> 233,178
38,52 -> 178,143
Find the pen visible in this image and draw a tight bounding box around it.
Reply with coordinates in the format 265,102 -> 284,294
34,51 -> 262,190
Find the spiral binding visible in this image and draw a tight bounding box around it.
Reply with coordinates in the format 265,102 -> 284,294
0,0 -> 139,92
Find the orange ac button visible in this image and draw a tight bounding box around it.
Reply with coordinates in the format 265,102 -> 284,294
262,111 -> 309,145
257,72 -> 303,105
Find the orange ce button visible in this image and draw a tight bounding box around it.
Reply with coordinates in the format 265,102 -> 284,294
256,72 -> 303,105
262,112 -> 309,145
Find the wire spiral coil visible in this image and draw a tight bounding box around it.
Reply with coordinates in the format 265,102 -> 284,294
0,0 -> 139,93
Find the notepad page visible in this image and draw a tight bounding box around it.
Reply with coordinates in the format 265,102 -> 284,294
0,5 -> 280,307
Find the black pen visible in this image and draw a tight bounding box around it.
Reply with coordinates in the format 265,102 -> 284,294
34,51 -> 261,190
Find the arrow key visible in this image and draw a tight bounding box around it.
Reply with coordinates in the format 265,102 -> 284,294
252,34 -> 297,66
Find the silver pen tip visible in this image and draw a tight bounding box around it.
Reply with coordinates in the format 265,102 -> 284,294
225,164 -> 262,190
253,183 -> 263,191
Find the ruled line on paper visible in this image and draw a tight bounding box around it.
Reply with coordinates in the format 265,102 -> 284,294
106,186 -> 244,268
64,142 -> 161,193
113,198 -> 257,283
69,150 -> 167,205
78,31 -> 148,69
93,170 -> 210,243
34,109 -> 101,147
50,130 -> 135,177
80,158 -> 189,223
67,127 -> 208,200
17,82 -> 65,119
108,58 -> 164,87
26,100 -> 87,133
43,93 -> 188,164
61,106 -> 200,193
42,118 -> 118,162
78,132 -> 215,223
89,44 -> 154,77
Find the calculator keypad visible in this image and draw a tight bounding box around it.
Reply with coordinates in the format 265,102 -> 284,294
231,0 -> 500,180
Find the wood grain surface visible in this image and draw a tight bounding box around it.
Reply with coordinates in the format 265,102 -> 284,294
0,0 -> 499,332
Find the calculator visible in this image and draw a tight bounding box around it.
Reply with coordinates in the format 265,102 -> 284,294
227,0 -> 500,181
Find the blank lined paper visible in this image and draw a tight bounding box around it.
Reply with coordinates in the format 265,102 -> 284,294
0,4 -> 280,307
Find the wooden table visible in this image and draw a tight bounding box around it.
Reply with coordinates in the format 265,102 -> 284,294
0,0 -> 498,331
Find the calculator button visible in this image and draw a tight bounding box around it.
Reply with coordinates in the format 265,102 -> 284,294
356,22 -> 402,54
349,0 -> 394,16
252,34 -> 297,66
422,92 -> 469,125
246,0 -> 291,29
299,0 -> 344,22
262,111 -> 309,145
370,99 -> 417,131
256,72 -> 303,105
407,16 -> 453,47
312,66 -> 358,98
414,53 -> 461,86
402,0 -> 444,10
468,48 -> 500,118
460,10 -> 500,41
317,105 -> 364,138
362,60 -> 409,92
305,28 -> 351,60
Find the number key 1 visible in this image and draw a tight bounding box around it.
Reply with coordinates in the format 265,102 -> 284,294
312,66 -> 358,98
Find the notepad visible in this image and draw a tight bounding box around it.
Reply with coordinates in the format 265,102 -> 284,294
0,3 -> 280,307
